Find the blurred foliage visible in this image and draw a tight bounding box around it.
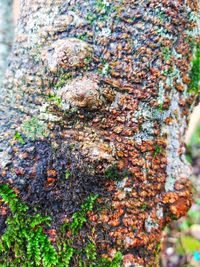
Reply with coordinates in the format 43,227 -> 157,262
189,124 -> 200,146
189,44 -> 200,95
176,236 -> 200,255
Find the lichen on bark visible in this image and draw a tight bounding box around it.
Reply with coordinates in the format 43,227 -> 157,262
0,0 -> 199,266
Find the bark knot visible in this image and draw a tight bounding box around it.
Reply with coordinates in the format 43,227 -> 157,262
47,38 -> 93,72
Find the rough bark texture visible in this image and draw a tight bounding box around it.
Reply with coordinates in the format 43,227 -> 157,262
0,0 -> 13,85
0,1 -> 199,266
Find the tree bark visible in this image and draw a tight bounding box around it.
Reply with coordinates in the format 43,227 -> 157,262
0,0 -> 14,86
0,1 -> 199,266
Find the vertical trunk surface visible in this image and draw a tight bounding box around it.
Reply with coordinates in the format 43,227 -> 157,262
0,0 -> 13,85
0,1 -> 199,266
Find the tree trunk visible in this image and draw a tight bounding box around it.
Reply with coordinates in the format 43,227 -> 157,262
0,1 -> 199,266
0,0 -> 14,86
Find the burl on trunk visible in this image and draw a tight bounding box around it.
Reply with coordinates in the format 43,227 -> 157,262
0,0 -> 199,266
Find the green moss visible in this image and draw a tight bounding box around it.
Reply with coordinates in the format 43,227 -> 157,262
13,132 -> 25,145
162,66 -> 174,76
95,0 -> 116,14
0,185 -> 96,266
22,117 -> 48,140
66,194 -> 99,236
140,204 -> 148,211
153,145 -> 163,157
188,44 -> 200,95
47,93 -> 62,107
65,170 -> 71,179
86,12 -> 97,24
79,243 -> 122,267
85,1 -> 116,25
98,252 -> 123,267
156,103 -> 164,112
95,0 -> 107,12
84,56 -> 93,65
77,33 -> 89,41
0,185 -> 58,267
0,185 -> 123,266
85,2 -> 105,24
161,47 -> 171,61
104,165 -> 130,180
55,72 -> 72,89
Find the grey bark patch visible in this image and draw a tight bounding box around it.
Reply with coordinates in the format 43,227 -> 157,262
0,0 -> 14,86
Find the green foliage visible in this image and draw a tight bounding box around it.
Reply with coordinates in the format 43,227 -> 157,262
174,195 -> 200,259
13,132 -> 25,145
57,244 -> 75,267
22,117 -> 47,140
189,123 -> 200,146
176,236 -> 200,255
189,43 -> 200,95
186,122 -> 200,163
185,153 -> 193,164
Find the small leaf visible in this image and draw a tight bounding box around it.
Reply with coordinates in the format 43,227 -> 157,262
177,235 -> 200,254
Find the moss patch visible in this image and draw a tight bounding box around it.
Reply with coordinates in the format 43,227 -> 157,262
21,117 -> 48,140
0,185 -> 122,267
13,132 -> 25,145
104,165 -> 130,180
55,72 -> 72,89
0,185 -> 58,267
